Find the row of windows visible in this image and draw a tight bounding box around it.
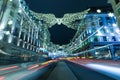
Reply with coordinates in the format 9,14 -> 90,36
78,36 -> 118,49
92,36 -> 117,42
87,16 -> 115,26
80,27 -> 116,42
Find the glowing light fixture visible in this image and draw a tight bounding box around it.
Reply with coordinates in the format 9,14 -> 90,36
115,29 -> 120,33
95,52 -> 99,55
8,20 -> 13,25
112,23 -> 117,27
96,30 -> 103,36
0,23 -> 5,30
8,35 -> 12,43
18,9 -> 22,13
0,35 -> 3,40
108,12 -> 114,17
106,29 -> 109,33
118,38 -> 120,41
97,9 -> 101,13
5,31 -> 10,35
89,29 -> 92,33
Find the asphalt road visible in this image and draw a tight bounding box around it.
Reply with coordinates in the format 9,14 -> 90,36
39,61 -> 115,80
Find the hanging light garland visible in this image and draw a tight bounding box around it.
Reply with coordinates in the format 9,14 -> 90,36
31,8 -> 90,29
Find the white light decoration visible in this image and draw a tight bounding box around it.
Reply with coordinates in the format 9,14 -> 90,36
0,34 -> 3,40
96,9 -> 101,13
9,0 -> 13,1
104,26 -> 107,29
118,38 -> 120,41
110,33 -> 114,36
5,31 -> 10,35
115,29 -> 120,33
98,36 -> 103,42
31,8 -> 90,29
19,0 -> 22,2
0,23 -> 5,30
8,20 -> 13,25
96,30 -> 103,36
8,35 -> 12,43
90,38 -> 94,42
18,9 -> 22,13
106,29 -> 109,33
56,18 -> 62,25
17,41 -> 20,46
108,12 -> 114,17
95,52 -> 99,55
107,36 -> 111,41
89,29 -> 92,33
112,23 -> 117,27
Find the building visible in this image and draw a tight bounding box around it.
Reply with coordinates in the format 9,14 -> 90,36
0,0 -> 42,63
66,13 -> 120,59
1,0 -> 120,64
110,0 -> 120,26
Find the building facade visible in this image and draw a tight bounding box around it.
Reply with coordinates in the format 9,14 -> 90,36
0,0 -> 42,63
110,0 -> 120,26
67,13 -> 120,59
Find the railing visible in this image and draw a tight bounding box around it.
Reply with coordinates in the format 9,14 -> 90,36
70,43 -> 120,60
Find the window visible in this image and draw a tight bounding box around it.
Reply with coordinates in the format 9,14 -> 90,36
103,36 -> 107,41
110,28 -> 114,32
94,37 -> 98,42
10,11 -> 14,16
118,8 -> 120,14
12,27 -> 19,37
12,3 -> 17,8
90,37 -> 94,42
25,34 -> 28,42
112,36 -> 116,41
20,32 -> 24,40
98,36 -> 103,42
99,22 -> 103,26
106,17 -> 110,21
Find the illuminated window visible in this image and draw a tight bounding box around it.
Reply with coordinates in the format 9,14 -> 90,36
98,36 -> 103,42
101,28 -> 106,34
88,29 -> 92,34
83,33 -> 86,37
107,37 -> 111,41
8,35 -> 13,43
112,23 -> 117,27
110,28 -> 114,32
90,37 -> 94,42
0,34 -> 4,40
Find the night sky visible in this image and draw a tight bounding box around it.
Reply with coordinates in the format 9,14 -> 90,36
25,0 -> 110,45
